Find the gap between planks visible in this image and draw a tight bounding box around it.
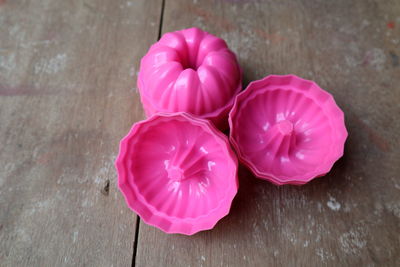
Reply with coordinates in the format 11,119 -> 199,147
131,0 -> 166,266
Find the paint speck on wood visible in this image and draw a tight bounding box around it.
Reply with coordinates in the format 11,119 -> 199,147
339,228 -> 367,255
34,53 -> 68,75
327,196 -> 341,211
363,48 -> 387,70
387,21 -> 395,29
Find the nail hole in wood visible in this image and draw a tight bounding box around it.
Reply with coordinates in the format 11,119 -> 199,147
101,179 -> 110,196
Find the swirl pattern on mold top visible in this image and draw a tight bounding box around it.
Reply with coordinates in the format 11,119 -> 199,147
138,27 -> 242,129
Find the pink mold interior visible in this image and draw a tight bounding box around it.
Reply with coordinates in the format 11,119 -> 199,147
133,120 -> 232,218
138,27 -> 242,129
230,75 -> 347,185
117,113 -> 238,235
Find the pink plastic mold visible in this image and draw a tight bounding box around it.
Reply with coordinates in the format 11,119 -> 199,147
137,27 -> 242,130
115,112 -> 238,235
229,75 -> 348,185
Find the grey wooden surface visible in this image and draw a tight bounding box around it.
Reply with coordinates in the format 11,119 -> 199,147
1,0 -> 400,266
0,0 -> 161,265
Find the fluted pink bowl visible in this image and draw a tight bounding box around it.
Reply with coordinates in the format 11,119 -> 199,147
138,27 -> 242,130
115,113 -> 238,235
229,75 -> 348,185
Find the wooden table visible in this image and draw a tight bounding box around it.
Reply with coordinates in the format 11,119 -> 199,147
1,0 -> 399,266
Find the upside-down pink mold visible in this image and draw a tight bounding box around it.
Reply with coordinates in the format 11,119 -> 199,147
229,75 -> 348,185
137,27 -> 242,130
115,113 -> 238,235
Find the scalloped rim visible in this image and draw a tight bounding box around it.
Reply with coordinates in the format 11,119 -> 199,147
115,112 -> 239,235
137,28 -> 243,130
228,74 -> 348,185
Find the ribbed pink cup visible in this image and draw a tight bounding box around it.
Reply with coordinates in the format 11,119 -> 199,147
229,74 -> 348,185
115,112 -> 238,235
137,27 -> 242,130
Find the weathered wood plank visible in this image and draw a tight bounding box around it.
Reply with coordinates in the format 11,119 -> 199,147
135,0 -> 400,266
0,0 -> 161,265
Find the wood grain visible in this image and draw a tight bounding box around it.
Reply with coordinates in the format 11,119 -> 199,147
0,0 -> 161,265
135,0 -> 400,266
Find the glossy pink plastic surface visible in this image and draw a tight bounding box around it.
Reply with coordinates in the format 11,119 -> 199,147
229,75 -> 348,185
116,113 -> 238,235
138,27 -> 242,130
